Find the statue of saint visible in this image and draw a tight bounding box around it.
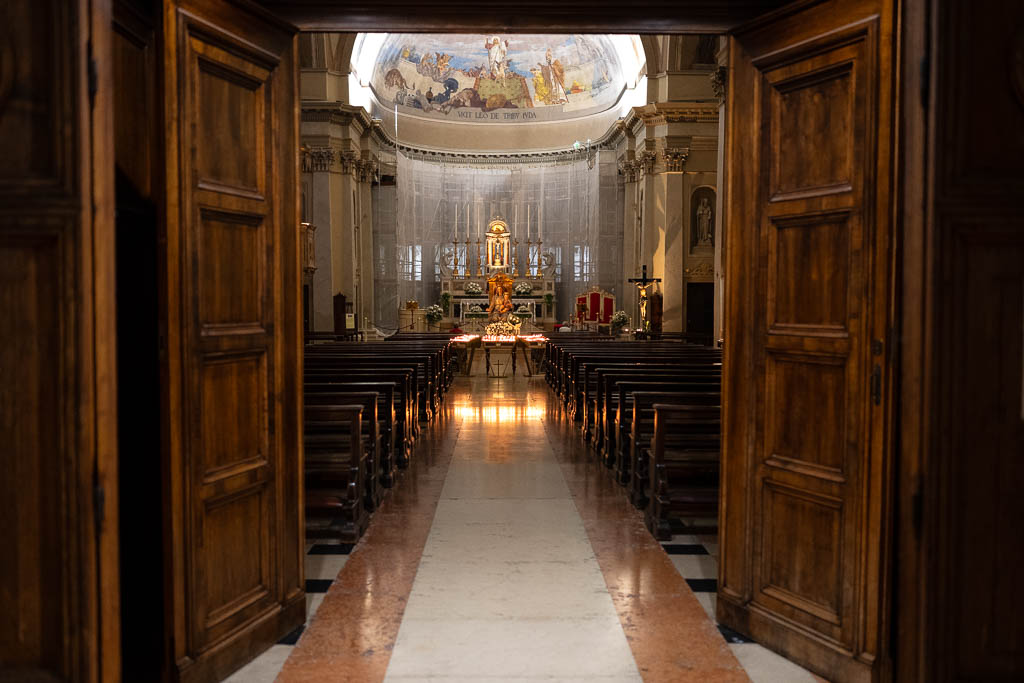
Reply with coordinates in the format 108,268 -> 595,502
486,276 -> 514,321
696,197 -> 713,246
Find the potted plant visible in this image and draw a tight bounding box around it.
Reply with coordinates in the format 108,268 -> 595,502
544,292 -> 554,316
424,304 -> 444,329
610,310 -> 629,335
440,291 -> 452,314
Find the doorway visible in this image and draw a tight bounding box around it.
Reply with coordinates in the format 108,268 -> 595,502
685,282 -> 714,345
96,5 -> 901,683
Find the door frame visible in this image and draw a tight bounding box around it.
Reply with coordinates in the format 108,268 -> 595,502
76,0 -> 938,680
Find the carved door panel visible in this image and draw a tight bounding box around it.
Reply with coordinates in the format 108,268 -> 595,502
0,0 -> 119,681
161,2 -> 303,681
721,1 -> 896,681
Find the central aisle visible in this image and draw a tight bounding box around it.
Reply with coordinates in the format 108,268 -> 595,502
383,380 -> 641,680
275,376 -> 754,683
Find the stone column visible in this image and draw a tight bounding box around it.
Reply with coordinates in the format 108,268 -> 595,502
355,156 -> 377,334
302,146 -> 337,331
301,104 -> 375,333
618,157 -> 640,325
635,131 -> 686,333
329,154 -> 361,332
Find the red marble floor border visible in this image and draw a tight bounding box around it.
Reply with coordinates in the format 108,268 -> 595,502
543,394 -> 751,683
276,402 -> 460,683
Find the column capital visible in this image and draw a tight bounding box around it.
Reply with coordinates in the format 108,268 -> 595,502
662,147 -> 690,173
355,158 -> 377,183
636,150 -> 658,177
301,146 -> 334,173
617,159 -> 641,183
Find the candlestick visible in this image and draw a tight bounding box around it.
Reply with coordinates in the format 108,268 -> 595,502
512,238 -> 520,278
464,237 -> 471,279
475,238 -> 483,278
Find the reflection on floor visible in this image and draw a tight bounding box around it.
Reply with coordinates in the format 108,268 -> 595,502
227,376 -> 825,683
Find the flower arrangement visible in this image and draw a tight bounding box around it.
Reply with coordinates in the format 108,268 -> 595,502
610,310 -> 629,332
469,304 -> 484,313
424,304 -> 444,324
514,281 -> 533,296
544,293 -> 554,306
464,282 -> 483,296
514,304 -> 532,316
440,291 -> 452,312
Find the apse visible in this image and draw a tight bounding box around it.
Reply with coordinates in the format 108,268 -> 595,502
350,33 -> 647,152
359,33 -> 643,332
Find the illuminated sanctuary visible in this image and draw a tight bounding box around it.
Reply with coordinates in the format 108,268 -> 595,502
440,216 -> 557,332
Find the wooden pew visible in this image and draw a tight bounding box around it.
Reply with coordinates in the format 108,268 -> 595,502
628,391 -> 720,509
305,390 -> 389,503
645,403 -> 721,540
304,404 -> 369,542
589,365 -> 720,452
305,373 -> 413,466
611,379 -> 721,483
307,349 -> 440,421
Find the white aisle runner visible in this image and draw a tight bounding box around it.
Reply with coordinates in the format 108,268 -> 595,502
383,389 -> 642,682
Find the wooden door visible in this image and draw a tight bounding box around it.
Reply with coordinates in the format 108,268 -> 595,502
160,2 -> 303,681
720,1 -> 897,681
685,282 -> 714,342
0,0 -> 120,681
896,1 -> 1024,679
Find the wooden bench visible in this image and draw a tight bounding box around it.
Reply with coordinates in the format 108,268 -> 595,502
304,404 -> 369,542
611,379 -> 721,483
590,365 -> 720,454
305,372 -> 414,465
305,390 -> 390,502
645,403 -> 722,540
627,391 -> 720,509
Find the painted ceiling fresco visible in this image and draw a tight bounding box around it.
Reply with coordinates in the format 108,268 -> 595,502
370,34 -> 631,123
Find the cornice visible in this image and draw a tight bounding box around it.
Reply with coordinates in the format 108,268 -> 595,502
632,102 -> 720,125
300,102 -> 374,132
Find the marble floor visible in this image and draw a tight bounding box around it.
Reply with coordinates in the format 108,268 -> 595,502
228,376 -> 824,682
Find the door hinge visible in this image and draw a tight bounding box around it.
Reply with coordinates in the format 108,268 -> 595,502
87,40 -> 98,106
919,56 -> 930,110
870,364 -> 882,405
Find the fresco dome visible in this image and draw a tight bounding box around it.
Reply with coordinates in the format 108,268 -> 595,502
362,34 -> 643,125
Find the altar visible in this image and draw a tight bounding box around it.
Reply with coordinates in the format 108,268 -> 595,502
438,217 -> 557,331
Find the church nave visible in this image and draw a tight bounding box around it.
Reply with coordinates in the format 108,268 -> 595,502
226,377 -> 821,683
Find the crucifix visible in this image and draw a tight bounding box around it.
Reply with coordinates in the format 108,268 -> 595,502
628,265 -> 661,333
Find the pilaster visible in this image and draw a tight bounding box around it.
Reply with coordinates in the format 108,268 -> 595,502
300,102 -> 373,331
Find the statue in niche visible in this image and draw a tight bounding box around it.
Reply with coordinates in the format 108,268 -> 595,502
690,187 -> 716,250
697,198 -> 713,246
